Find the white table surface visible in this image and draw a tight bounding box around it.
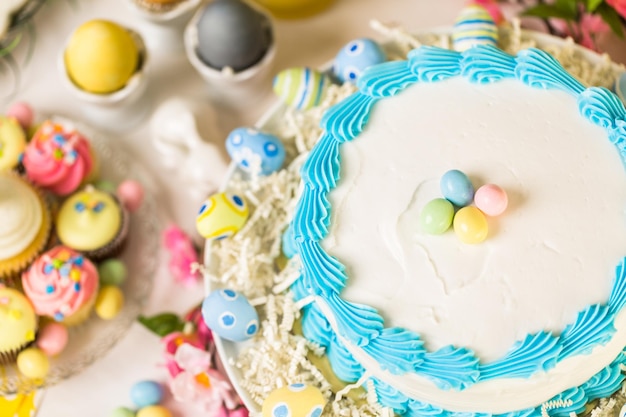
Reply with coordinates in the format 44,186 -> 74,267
6,0 -> 616,415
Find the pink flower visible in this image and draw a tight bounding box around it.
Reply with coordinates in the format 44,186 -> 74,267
185,305 -> 214,348
163,225 -> 201,287
607,0 -> 626,19
170,343 -> 240,414
162,332 -> 204,378
467,0 -> 504,25
550,14 -> 609,51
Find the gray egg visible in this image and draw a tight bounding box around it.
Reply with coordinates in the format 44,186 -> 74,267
195,0 -> 273,72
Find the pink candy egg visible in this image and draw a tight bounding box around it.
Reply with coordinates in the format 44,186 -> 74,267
117,180 -> 144,213
36,322 -> 69,356
474,184 -> 508,216
6,102 -> 34,130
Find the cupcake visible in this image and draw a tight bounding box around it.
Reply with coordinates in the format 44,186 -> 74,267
55,186 -> 129,261
0,115 -> 27,173
22,120 -> 97,196
0,173 -> 52,282
22,245 -> 99,326
0,286 -> 38,364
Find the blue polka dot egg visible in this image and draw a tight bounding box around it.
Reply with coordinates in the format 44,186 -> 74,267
333,38 -> 386,84
262,383 -> 325,417
201,289 -> 258,342
226,127 -> 285,176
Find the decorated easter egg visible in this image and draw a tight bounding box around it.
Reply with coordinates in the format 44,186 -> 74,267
36,323 -> 69,357
136,406 -> 172,417
281,223 -> 297,258
201,289 -> 259,342
420,198 -> 454,235
64,20 -> 139,94
196,192 -> 249,241
262,383 -> 325,417
333,38 -> 386,84
474,184 -> 508,216
440,169 -> 474,207
95,285 -> 125,320
98,258 -> 128,286
454,206 -> 488,244
273,67 -> 329,110
226,127 -> 286,176
109,407 -> 135,417
17,348 -> 50,380
130,380 -> 164,408
451,5 -> 498,52
195,0 -> 273,72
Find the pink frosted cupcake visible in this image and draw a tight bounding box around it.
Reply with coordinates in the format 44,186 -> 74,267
22,120 -> 96,196
22,245 -> 99,326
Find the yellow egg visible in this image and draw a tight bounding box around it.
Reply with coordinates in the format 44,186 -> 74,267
136,406 -> 172,417
262,384 -> 325,417
95,285 -> 125,320
453,206 -> 488,244
65,20 -> 139,94
196,192 -> 249,241
17,348 -> 50,380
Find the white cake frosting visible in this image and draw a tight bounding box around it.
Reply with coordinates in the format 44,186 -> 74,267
0,175 -> 43,259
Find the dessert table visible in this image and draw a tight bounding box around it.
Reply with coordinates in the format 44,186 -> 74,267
4,0 -> 624,416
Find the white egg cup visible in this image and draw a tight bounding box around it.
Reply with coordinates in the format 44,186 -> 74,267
125,0 -> 202,53
183,5 -> 277,108
58,28 -> 150,132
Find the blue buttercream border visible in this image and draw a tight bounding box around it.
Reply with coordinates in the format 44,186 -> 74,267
290,45 -> 626,413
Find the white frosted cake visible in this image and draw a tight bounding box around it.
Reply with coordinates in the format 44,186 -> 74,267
288,45 -> 626,416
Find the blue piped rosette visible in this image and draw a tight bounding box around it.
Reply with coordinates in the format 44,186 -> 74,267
289,44 -> 626,417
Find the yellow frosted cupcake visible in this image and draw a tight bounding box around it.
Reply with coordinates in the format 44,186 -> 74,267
0,173 -> 52,283
0,116 -> 27,173
0,286 -> 38,364
56,186 -> 129,261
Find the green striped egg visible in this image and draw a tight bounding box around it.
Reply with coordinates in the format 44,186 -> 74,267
452,5 -> 498,52
273,67 -> 329,110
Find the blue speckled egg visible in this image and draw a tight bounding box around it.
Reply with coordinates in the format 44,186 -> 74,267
226,127 -> 285,176
202,289 -> 259,342
273,67 -> 329,110
333,38 -> 386,84
130,380 -> 164,408
452,5 -> 498,52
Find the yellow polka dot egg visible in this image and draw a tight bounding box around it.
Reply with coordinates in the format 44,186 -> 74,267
195,192 -> 249,241
262,383 -> 325,417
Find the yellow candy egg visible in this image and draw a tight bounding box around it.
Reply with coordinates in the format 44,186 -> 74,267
453,206 -> 488,244
65,20 -> 139,94
95,285 -> 125,320
136,406 -> 172,417
262,383 -> 325,417
17,348 -> 50,380
196,192 -> 249,241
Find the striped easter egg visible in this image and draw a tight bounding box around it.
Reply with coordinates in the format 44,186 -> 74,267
451,5 -> 498,52
273,67 -> 329,110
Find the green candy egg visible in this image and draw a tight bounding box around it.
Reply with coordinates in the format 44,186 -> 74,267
420,198 -> 454,234
94,180 -> 118,194
109,407 -> 135,417
98,259 -> 127,286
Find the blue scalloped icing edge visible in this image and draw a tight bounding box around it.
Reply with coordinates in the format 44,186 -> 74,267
290,44 -> 626,415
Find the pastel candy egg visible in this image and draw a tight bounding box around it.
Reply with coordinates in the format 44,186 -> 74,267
333,38 -> 386,84
262,383 -> 325,417
108,407 -> 135,417
273,67 -> 329,110
201,289 -> 259,342
6,102 -> 34,129
454,206 -> 488,244
226,127 -> 286,176
130,380 -> 164,408
17,348 -> 50,380
196,192 -> 249,241
420,198 -> 454,234
98,258 -> 128,286
474,184 -> 508,216
136,406 -> 172,417
117,180 -> 144,212
95,285 -> 125,320
452,5 -> 498,52
441,169 -> 474,207
36,323 -> 69,356
281,223 -> 297,259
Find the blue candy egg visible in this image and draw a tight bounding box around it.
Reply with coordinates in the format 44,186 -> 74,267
333,38 -> 386,84
282,223 -> 297,259
440,169 -> 474,207
130,380 -> 164,408
202,289 -> 259,342
226,127 -> 286,176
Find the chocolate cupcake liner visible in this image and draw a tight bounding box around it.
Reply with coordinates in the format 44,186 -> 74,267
82,196 -> 130,262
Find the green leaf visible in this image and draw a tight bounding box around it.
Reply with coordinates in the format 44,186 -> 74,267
555,0 -> 578,16
522,4 -> 578,20
585,0 -> 604,12
597,3 -> 625,38
138,313 -> 185,337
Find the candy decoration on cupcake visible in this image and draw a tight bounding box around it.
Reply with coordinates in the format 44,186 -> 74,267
273,67 -> 330,110
201,289 -> 258,342
226,127 -> 286,176
196,192 -> 249,241
22,120 -> 96,196
333,38 -> 386,83
452,5 -> 499,52
262,383 -> 325,417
